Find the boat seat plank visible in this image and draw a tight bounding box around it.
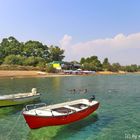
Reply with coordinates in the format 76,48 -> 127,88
34,109 -> 53,116
69,103 -> 88,109
64,105 -> 80,111
35,109 -> 69,116
52,107 -> 73,114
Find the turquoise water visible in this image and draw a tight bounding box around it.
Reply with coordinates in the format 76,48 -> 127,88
0,74 -> 140,140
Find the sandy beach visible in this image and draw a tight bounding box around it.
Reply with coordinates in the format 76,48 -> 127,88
0,70 -> 41,78
0,70 -> 128,78
0,70 -> 76,78
96,71 -> 127,75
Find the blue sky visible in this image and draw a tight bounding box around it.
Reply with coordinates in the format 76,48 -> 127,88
1,0 -> 140,64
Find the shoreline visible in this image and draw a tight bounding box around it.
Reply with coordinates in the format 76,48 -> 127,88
0,70 -> 76,79
0,70 -> 133,79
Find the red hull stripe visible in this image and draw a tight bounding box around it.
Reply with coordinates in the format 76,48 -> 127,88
23,102 -> 100,129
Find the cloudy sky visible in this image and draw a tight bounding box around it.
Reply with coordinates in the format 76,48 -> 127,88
1,0 -> 140,64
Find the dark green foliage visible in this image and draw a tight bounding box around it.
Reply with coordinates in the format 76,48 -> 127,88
80,56 -> 140,72
108,63 -> 121,72
48,45 -> 65,62
102,58 -> 111,71
80,57 -> 86,64
0,36 -> 65,67
80,56 -> 102,71
124,64 -> 138,72
23,40 -> 49,60
0,37 -> 23,60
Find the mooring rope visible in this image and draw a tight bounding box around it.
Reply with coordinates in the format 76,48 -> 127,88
6,111 -> 22,140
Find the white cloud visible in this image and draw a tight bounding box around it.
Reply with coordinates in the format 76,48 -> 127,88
59,34 -> 73,61
59,32 -> 140,64
59,34 -> 72,47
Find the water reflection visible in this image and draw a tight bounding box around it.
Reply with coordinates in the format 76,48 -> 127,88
0,106 -> 23,118
27,113 -> 99,140
0,99 -> 41,118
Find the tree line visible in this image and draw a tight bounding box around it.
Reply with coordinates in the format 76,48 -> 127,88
0,36 -> 140,72
80,56 -> 140,72
0,36 -> 64,67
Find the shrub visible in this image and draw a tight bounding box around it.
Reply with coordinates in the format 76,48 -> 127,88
23,57 -> 45,66
4,55 -> 25,65
46,65 -> 57,73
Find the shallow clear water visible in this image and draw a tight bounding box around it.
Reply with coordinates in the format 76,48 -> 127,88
0,74 -> 140,140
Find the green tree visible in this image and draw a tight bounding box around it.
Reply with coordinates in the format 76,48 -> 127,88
0,36 -> 65,66
48,45 -> 65,62
80,57 -> 86,64
0,36 -> 22,61
82,56 -> 102,71
110,63 -> 121,72
23,40 -> 49,60
102,58 -> 111,71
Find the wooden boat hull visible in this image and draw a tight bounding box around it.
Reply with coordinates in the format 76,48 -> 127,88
0,95 -> 40,107
23,102 -> 99,129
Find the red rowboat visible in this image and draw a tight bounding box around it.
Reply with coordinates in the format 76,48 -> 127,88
22,97 -> 100,129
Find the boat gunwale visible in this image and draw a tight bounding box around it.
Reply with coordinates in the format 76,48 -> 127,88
23,101 -> 99,118
0,93 -> 40,101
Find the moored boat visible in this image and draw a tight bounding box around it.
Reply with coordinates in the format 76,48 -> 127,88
22,96 -> 100,129
0,88 -> 40,107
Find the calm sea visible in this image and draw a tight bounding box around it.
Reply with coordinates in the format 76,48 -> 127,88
0,74 -> 140,140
